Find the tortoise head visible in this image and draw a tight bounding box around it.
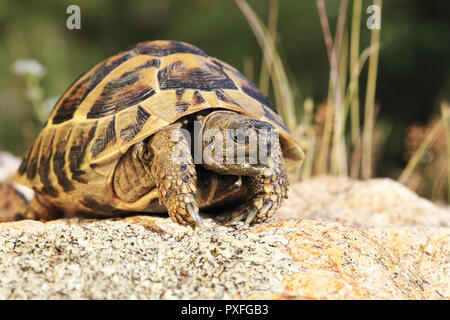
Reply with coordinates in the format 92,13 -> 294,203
199,110 -> 280,176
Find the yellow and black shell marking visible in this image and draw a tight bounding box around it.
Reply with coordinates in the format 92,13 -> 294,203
15,40 -> 303,217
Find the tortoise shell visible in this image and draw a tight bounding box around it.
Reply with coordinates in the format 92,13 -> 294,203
15,40 -> 303,216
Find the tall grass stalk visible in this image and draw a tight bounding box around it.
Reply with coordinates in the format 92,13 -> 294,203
316,0 -> 337,175
345,44 -> 379,178
440,101 -> 450,204
316,0 -> 349,176
235,0 -> 297,131
333,22 -> 349,176
259,0 -> 279,96
331,0 -> 348,177
349,0 -> 362,144
348,0 -> 362,178
338,28 -> 349,105
362,0 -> 382,179
237,0 -> 383,182
243,56 -> 254,81
340,44 -> 380,144
300,98 -> 316,180
317,85 -> 334,175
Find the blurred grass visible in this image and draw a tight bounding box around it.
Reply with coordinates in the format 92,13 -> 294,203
236,0 -> 449,203
238,0 -> 381,179
401,103 -> 449,203
235,0 -> 297,131
361,0 -> 381,179
442,102 -> 450,203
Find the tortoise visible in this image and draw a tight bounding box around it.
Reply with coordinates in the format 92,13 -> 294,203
13,40 -> 304,228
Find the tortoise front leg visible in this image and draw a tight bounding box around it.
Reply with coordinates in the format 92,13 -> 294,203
233,144 -> 288,225
147,124 -> 204,229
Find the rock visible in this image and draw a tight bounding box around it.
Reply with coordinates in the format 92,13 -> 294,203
276,176 -> 450,227
0,220 -> 48,236
0,177 -> 448,299
0,151 -> 21,182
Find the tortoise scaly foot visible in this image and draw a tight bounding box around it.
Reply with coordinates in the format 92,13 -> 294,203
233,155 -> 288,225
149,124 -> 204,229
158,168 -> 204,229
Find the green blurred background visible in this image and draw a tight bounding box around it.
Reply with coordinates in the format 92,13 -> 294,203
0,0 -> 449,182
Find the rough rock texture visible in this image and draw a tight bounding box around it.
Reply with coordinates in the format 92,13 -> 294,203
0,217 -> 448,300
276,176 -> 449,227
0,176 -> 448,300
0,152 -> 448,300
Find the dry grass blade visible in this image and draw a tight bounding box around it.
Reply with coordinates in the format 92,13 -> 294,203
316,0 -> 349,176
398,121 -> 443,185
299,98 -> 316,180
259,0 -> 279,95
316,0 -> 334,63
440,101 -> 450,203
316,88 -> 334,175
243,56 -> 254,82
341,43 -> 380,139
362,0 -> 382,179
349,0 -> 362,144
316,1 -> 335,176
346,45 -> 379,179
235,0 -> 297,131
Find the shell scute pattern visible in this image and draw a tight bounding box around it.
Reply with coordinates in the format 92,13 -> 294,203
51,51 -> 136,125
132,40 -> 208,57
119,106 -> 151,143
86,59 -> 160,119
157,60 -> 237,91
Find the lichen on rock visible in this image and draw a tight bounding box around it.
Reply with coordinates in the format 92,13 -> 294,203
0,173 -> 449,299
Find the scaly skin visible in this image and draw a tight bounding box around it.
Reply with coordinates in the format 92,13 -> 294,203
236,145 -> 288,224
147,124 -> 204,228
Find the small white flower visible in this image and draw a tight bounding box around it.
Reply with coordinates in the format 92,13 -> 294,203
12,59 -> 46,77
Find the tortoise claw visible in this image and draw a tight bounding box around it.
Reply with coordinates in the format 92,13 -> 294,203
187,202 -> 204,229
244,206 -> 258,225
244,200 -> 273,226
232,211 -> 247,222
232,199 -> 275,226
